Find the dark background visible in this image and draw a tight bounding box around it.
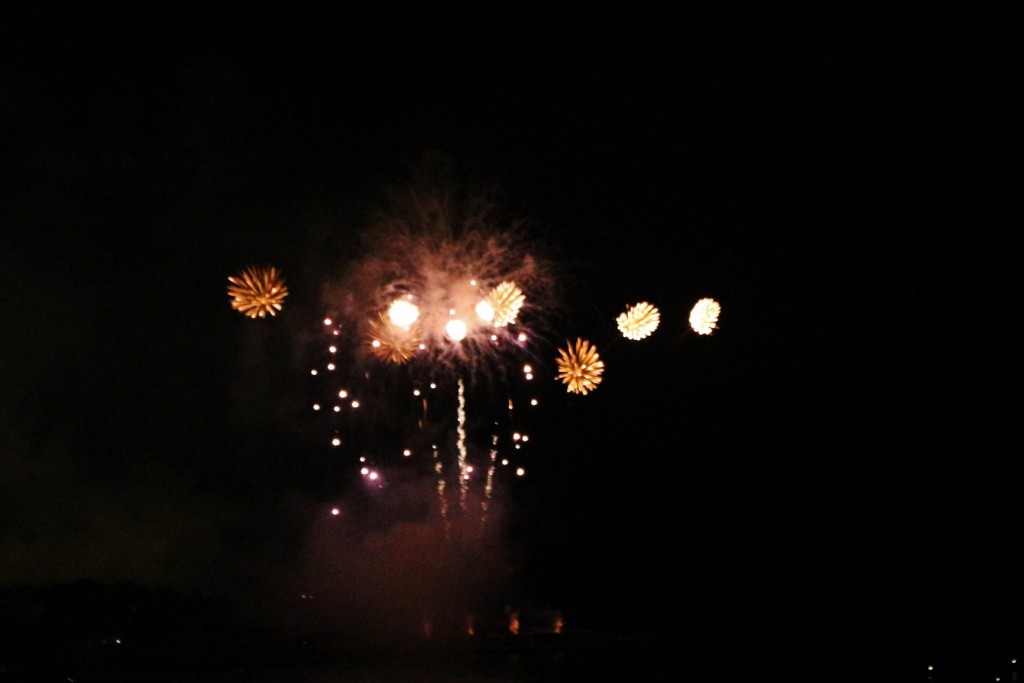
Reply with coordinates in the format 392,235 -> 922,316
1,7 -> 1018,681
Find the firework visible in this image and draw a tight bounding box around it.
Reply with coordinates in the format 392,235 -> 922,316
555,338 -> 604,395
312,158 -> 555,528
388,298 -> 420,326
689,297 -> 721,335
616,301 -> 660,340
227,265 -> 289,318
485,281 -> 526,327
367,312 -> 421,364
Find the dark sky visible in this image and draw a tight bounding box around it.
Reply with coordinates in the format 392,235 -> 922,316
1,7 -> 1018,679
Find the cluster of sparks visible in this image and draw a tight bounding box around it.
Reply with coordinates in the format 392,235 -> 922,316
227,265 -> 289,318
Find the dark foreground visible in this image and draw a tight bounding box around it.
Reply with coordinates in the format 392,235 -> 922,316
3,627 -> 1002,683
3,631 -> 698,682
3,582 -> 1021,682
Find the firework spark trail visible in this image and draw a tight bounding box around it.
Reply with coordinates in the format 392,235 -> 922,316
433,443 -> 449,535
481,433 -> 498,530
456,377 -> 468,512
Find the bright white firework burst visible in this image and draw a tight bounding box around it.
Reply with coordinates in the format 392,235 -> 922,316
689,297 -> 721,335
616,301 -> 660,340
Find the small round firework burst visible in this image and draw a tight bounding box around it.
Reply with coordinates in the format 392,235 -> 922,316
486,281 -> 526,327
367,312 -> 421,364
555,338 -> 605,395
227,265 -> 289,318
616,301 -> 660,340
689,297 -> 721,335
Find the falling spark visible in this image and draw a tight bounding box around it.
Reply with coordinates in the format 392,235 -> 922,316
555,338 -> 605,395
689,297 -> 721,335
616,301 -> 660,340
227,265 -> 288,318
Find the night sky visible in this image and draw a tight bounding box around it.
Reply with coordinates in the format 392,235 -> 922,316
1,7 -> 1018,680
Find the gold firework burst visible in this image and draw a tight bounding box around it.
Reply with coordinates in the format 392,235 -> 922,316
555,338 -> 605,395
227,265 -> 289,318
689,297 -> 721,335
486,281 -> 525,327
616,301 -> 660,340
367,312 -> 421,364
